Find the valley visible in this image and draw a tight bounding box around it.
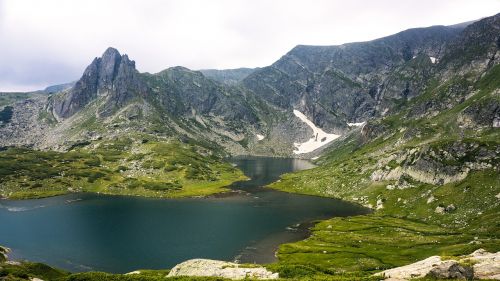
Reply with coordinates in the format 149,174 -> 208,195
0,11 -> 499,281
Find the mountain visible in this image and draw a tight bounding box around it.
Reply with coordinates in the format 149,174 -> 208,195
0,46 -> 327,156
199,68 -> 256,85
242,24 -> 470,133
268,13 -> 500,275
0,11 -> 499,280
0,15 -> 497,159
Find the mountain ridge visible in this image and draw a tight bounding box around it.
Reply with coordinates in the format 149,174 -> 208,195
0,13 -> 498,158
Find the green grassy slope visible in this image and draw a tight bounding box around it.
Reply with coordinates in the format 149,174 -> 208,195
0,137 -> 246,200
267,66 -> 500,277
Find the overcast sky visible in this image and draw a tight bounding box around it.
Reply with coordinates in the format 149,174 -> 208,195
1,0 -> 499,92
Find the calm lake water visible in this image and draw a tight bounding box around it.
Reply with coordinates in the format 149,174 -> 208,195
0,157 -> 369,273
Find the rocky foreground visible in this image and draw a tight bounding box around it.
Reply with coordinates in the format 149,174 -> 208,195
376,249 -> 500,280
166,259 -> 279,280
161,249 -> 500,280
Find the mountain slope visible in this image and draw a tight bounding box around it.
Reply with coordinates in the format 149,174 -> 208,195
242,23 -> 468,134
267,13 -> 500,276
0,21 -> 481,158
0,14 -> 498,203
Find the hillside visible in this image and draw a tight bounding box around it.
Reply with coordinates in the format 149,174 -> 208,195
268,14 -> 500,277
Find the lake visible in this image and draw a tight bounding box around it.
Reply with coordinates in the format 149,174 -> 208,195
0,157 -> 369,273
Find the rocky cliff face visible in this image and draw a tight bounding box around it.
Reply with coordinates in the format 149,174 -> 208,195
51,47 -> 147,119
0,14 -> 498,158
242,24 -> 468,133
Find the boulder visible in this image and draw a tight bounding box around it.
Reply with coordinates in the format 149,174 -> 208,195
470,249 -> 500,279
427,260 -> 473,280
167,259 -> 279,280
376,249 -> 500,280
375,256 -> 442,279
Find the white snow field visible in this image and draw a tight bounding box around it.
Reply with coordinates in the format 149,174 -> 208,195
347,122 -> 366,127
292,110 -> 340,154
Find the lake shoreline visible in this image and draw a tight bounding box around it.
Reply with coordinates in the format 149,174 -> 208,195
0,157 -> 369,273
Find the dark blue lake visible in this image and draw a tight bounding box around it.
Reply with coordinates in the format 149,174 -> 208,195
0,157 -> 369,273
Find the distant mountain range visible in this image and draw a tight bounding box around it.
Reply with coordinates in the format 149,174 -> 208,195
1,13 -> 498,158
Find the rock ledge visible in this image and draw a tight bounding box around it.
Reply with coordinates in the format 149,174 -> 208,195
167,259 -> 279,280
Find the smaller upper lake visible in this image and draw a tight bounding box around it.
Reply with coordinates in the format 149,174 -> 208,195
0,157 -> 369,273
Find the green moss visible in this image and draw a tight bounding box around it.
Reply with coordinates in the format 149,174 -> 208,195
0,139 -> 246,200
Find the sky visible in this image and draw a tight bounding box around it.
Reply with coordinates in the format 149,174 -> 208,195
0,0 -> 499,92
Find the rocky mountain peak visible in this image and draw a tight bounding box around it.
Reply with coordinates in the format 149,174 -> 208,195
52,47 -> 144,118
98,47 -> 124,86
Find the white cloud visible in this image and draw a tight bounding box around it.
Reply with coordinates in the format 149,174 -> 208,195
0,0 -> 499,91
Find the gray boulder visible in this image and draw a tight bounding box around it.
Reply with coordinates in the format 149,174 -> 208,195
427,260 -> 473,280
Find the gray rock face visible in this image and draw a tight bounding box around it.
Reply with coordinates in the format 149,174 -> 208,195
428,261 -> 473,280
242,24 -> 467,133
51,47 -> 147,118
2,14 -> 499,157
148,66 -> 258,123
462,96 -> 500,127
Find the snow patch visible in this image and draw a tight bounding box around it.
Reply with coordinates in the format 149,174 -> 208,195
256,134 -> 265,141
429,56 -> 437,64
292,110 -> 340,154
347,122 -> 366,127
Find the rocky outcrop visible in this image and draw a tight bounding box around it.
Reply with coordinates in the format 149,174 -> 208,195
51,47 -> 147,119
167,259 -> 279,280
370,140 -> 498,187
428,261 -> 473,280
376,249 -> 500,280
241,20 -> 471,133
471,249 -> 500,280
461,94 -> 500,128
0,96 -> 50,148
376,256 -> 443,280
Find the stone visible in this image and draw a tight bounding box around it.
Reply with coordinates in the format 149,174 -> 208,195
167,259 -> 279,280
470,249 -> 500,280
375,256 -> 442,279
435,206 -> 446,214
445,204 -> 456,212
427,260 -> 473,280
376,250 -> 500,280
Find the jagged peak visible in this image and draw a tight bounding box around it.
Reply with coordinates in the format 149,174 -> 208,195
102,47 -> 121,57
